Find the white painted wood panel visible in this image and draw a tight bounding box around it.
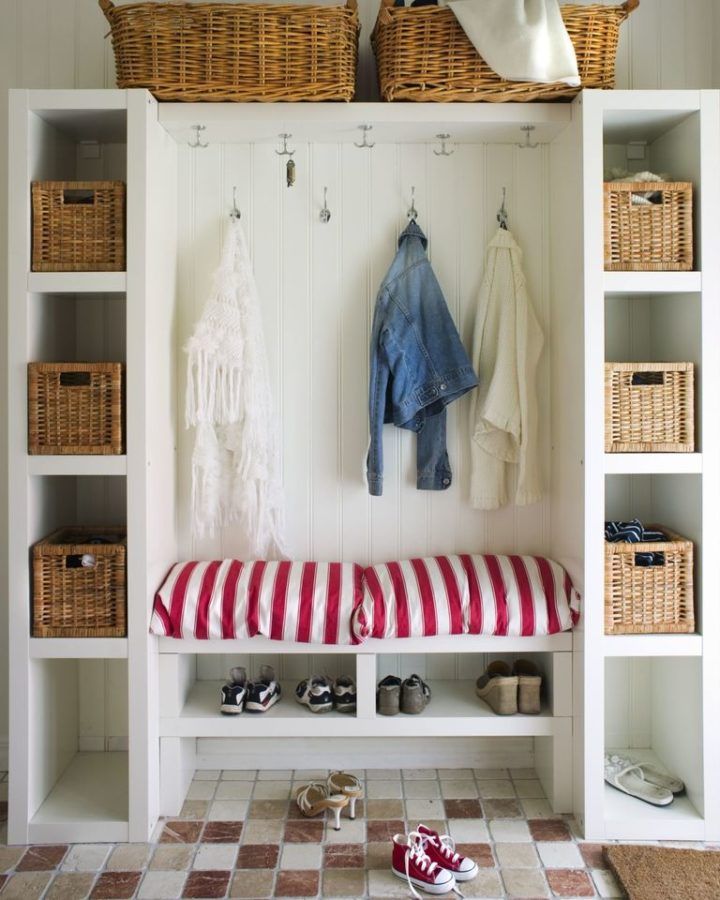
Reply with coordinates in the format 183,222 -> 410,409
177,141 -> 553,565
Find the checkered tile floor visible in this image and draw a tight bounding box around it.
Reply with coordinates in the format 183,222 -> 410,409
0,766 -> 713,898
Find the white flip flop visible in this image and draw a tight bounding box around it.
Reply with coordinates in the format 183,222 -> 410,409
604,754 -> 674,807
607,753 -> 684,795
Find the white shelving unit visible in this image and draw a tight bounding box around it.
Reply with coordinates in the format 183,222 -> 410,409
7,89 -> 178,843
579,90 -> 720,841
7,88 -> 720,843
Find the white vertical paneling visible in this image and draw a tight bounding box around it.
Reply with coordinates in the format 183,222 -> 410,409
340,144 -> 371,562
74,0 -> 109,88
659,0 -> 686,90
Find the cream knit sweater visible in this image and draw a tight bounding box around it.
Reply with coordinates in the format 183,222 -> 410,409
469,228 -> 544,510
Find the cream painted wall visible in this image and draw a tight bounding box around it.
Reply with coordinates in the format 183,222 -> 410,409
1,0 -> 719,757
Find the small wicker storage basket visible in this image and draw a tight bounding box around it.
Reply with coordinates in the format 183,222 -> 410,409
28,362 -> 125,456
100,0 -> 360,102
32,181 -> 125,272
32,527 -> 127,638
605,362 -> 694,453
372,0 -> 636,103
604,181 -> 693,271
605,525 -> 694,634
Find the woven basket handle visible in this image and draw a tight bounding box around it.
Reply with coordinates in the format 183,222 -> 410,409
622,0 -> 639,14
98,0 -> 114,23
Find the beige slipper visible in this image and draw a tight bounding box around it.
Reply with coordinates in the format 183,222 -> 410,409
513,659 -> 542,715
476,661 -> 518,715
327,771 -> 363,819
295,782 -> 349,831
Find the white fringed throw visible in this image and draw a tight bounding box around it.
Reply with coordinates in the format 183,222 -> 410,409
185,219 -> 287,557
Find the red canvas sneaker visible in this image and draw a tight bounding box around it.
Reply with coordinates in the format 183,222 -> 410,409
392,831 -> 458,897
416,824 -> 480,881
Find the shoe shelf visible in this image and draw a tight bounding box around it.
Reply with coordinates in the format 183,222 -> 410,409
29,751 -> 129,843
603,750 -> 704,841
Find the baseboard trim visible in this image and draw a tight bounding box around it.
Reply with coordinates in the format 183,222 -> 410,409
195,736 -> 534,771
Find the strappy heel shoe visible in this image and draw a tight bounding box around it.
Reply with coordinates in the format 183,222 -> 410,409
295,782 -> 349,831
327,771 -> 363,820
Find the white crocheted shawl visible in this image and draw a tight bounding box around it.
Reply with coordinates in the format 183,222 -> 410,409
185,219 -> 287,557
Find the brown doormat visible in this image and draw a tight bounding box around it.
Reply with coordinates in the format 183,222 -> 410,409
605,845 -> 720,900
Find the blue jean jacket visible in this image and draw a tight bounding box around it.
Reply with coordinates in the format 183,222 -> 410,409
367,221 -> 478,495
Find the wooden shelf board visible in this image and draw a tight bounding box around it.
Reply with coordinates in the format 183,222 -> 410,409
604,453 -> 702,475
161,679 -> 562,739
603,271 -> 701,296
30,638 -> 128,659
28,455 -> 127,477
28,272 -> 126,293
29,752 -> 129,843
157,633 -> 573,655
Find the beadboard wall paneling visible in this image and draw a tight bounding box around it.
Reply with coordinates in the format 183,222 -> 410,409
1,0 -> 720,753
176,141 -> 552,565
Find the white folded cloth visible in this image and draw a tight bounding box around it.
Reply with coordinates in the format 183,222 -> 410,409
446,0 -> 580,86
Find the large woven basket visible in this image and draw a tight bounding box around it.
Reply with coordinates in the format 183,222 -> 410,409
605,526 -> 694,634
605,362 -> 694,453
32,181 -> 125,272
372,0 -> 637,102
28,362 -> 125,456
100,0 -> 359,102
604,181 -> 694,271
32,527 -> 127,638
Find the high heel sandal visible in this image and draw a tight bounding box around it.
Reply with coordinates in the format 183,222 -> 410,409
295,782 -> 349,831
327,771 -> 364,820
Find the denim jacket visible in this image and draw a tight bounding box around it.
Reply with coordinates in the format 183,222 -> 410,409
367,220 -> 478,496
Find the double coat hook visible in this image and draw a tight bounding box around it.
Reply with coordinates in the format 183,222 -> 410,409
434,133 -> 454,156
517,125 -> 540,149
276,133 -> 296,187
230,187 -> 241,221
354,124 -> 375,149
407,186 -> 419,222
188,124 -> 208,149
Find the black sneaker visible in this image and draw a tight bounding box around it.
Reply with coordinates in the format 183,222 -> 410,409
245,665 -> 282,713
295,675 -> 334,713
332,676 -> 357,713
220,666 -> 248,715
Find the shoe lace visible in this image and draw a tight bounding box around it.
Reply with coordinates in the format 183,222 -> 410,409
424,830 -> 461,865
403,832 -> 464,899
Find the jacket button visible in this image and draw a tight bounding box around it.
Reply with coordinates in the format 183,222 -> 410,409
442,478 -> 450,486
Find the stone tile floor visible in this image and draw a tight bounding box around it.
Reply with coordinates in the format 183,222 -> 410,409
0,766 -> 713,898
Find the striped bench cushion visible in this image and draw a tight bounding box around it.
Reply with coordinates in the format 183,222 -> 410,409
151,560 -> 364,644
352,555 -> 580,641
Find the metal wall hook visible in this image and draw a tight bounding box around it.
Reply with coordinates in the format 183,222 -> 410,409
433,133 -> 454,157
407,186 -> 419,222
354,124 -> 375,149
230,186 -> 241,221
497,187 -> 509,230
517,125 -> 540,149
276,133 -> 295,157
188,124 -> 208,149
319,187 -> 331,224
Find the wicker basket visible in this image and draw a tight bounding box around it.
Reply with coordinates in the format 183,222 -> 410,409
28,362 -> 125,456
32,181 -> 125,272
604,181 -> 694,271
605,525 -> 694,634
605,362 -> 694,453
32,527 -> 127,638
100,0 -> 360,102
372,0 -> 637,102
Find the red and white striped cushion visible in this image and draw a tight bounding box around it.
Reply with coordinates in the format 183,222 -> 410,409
151,560 -> 364,645
352,555 -> 580,641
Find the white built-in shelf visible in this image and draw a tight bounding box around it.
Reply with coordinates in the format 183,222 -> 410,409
159,102 -> 572,146
161,679 -> 560,739
28,455 -> 127,477
603,634 -> 702,657
28,272 -> 126,293
603,271 -> 701,296
157,632 -> 573,655
29,752 -> 128,843
603,750 -> 704,841
30,638 -> 128,659
604,453 -> 702,475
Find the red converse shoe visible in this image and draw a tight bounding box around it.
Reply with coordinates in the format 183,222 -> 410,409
392,832 -> 457,897
416,823 -> 479,882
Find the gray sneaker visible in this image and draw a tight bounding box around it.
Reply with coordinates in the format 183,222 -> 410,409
377,675 -> 401,715
401,674 -> 431,714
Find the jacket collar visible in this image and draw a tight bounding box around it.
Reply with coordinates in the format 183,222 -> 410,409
398,219 -> 428,250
